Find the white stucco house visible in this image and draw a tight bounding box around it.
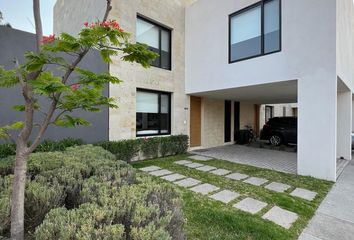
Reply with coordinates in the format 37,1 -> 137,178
54,0 -> 354,181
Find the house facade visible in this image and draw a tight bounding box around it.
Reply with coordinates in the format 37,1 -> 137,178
54,0 -> 354,181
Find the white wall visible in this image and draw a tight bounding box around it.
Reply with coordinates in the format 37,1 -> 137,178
186,0 -> 337,180
337,0 -> 354,92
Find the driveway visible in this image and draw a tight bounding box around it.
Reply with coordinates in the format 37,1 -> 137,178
191,144 -> 297,174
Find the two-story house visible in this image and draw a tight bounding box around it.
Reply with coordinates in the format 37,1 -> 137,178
54,0 -> 354,181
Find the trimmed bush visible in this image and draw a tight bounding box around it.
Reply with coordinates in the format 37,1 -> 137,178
95,139 -> 140,163
140,137 -> 160,159
0,175 -> 12,235
34,138 -> 84,153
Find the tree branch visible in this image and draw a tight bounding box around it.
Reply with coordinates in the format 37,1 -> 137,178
33,0 -> 43,52
28,0 -> 113,152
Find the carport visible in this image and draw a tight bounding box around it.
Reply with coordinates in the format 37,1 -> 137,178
189,79 -> 351,180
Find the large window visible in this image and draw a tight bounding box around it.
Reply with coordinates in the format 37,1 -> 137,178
136,89 -> 171,136
229,0 -> 281,63
136,16 -> 171,70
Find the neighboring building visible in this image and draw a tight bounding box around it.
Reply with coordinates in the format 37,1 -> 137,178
0,26 -> 109,143
53,0 -> 354,181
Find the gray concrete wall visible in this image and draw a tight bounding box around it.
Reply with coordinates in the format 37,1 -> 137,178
0,26 -> 109,143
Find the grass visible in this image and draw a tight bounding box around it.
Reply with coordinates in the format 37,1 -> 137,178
132,154 -> 334,240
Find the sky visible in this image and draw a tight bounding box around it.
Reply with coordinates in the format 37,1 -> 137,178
0,0 -> 57,35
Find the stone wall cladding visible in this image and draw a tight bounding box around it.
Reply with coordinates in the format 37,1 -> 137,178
108,0 -> 189,140
201,98 -> 224,148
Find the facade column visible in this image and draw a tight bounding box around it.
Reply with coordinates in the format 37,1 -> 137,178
297,72 -> 337,181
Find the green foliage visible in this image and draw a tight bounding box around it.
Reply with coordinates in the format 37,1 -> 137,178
0,145 -> 185,239
140,137 -> 160,159
0,143 -> 16,159
96,139 -> 140,163
0,67 -> 19,88
96,135 -> 189,162
0,122 -> 24,139
34,138 -> 84,153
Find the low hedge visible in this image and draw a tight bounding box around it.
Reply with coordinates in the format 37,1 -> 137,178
96,135 -> 189,163
0,145 -> 185,239
0,138 -> 84,159
0,135 -> 189,163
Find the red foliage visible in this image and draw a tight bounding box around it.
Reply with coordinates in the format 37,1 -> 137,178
71,83 -> 80,91
84,20 -> 124,32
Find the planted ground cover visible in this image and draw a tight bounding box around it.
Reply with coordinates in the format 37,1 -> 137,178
0,145 -> 185,239
133,154 -> 333,240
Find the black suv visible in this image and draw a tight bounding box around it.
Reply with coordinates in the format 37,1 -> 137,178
260,117 -> 297,146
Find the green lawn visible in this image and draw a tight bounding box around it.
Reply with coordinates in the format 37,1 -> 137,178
132,154 -> 333,240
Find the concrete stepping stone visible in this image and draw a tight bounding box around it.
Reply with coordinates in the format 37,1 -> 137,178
209,190 -> 240,203
243,177 -> 269,186
196,165 -> 217,172
290,188 -> 317,201
174,160 -> 193,166
233,197 -> 268,214
140,166 -> 161,172
189,155 -> 213,161
149,169 -> 173,177
225,172 -> 249,181
262,206 -> 298,229
174,178 -> 202,188
190,183 -> 220,195
265,182 -> 291,193
161,173 -> 186,182
185,163 -> 205,169
210,169 -> 232,176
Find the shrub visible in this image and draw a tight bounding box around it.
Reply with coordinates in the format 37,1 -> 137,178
25,176 -> 65,231
95,140 -> 140,163
0,156 -> 14,176
34,138 -> 84,153
140,137 -> 160,159
35,176 -> 185,240
0,175 -> 12,235
0,143 -> 16,159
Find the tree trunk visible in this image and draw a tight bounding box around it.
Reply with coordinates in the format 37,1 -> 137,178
10,145 -> 28,240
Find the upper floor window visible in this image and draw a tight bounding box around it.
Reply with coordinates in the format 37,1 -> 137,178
136,16 -> 172,70
229,0 -> 281,63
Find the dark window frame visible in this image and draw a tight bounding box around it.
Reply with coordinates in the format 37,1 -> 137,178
228,0 -> 282,63
136,88 -> 172,137
265,105 -> 274,123
137,14 -> 172,70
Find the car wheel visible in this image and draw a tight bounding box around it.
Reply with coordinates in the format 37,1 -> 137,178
269,135 -> 282,146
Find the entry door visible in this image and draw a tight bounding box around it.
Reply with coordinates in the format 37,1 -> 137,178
190,96 -> 201,147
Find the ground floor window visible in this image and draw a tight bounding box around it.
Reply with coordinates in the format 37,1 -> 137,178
136,89 -> 171,136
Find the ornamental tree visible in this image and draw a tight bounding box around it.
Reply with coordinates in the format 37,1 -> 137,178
0,1 -> 157,239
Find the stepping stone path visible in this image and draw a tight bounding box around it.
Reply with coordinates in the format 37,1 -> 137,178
262,206 -> 299,229
210,168 -> 232,176
226,172 -> 249,180
140,166 -> 161,172
185,163 -> 205,169
290,188 -> 317,201
243,177 -> 268,186
139,162 -> 317,229
265,182 -> 291,193
190,183 -> 220,195
174,160 -> 193,165
233,197 -> 268,214
149,169 -> 173,177
210,190 -> 240,203
174,178 -> 201,188
188,155 -> 213,161
196,165 -> 217,172
161,173 -> 186,182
